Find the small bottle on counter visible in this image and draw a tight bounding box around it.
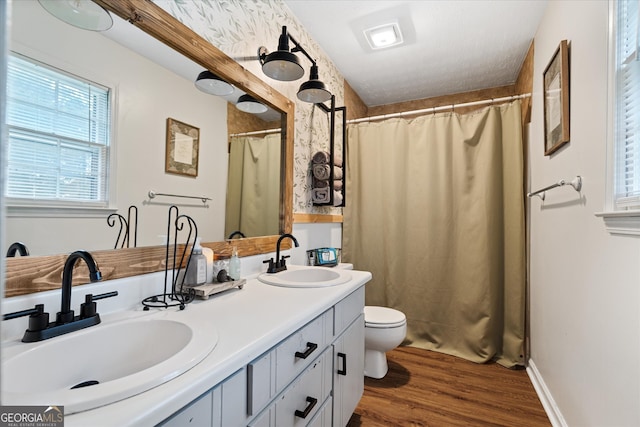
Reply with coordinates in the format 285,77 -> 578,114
212,254 -> 230,282
201,245 -> 214,283
185,237 -> 207,286
229,246 -> 241,280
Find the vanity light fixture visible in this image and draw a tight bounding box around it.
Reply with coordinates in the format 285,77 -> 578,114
236,94 -> 268,114
259,26 -> 333,104
38,0 -> 113,31
297,64 -> 332,103
364,22 -> 404,50
259,27 -> 304,81
194,71 -> 234,96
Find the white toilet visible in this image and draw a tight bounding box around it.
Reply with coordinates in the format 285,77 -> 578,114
364,306 -> 407,379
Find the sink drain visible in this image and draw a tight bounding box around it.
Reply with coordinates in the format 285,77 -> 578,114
71,380 -> 100,389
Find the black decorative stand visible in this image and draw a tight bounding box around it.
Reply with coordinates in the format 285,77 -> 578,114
107,205 -> 138,249
142,205 -> 197,310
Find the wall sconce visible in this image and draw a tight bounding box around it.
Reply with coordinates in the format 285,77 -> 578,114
259,26 -> 332,104
236,94 -> 268,114
297,64 -> 331,103
38,0 -> 113,31
195,71 -> 234,96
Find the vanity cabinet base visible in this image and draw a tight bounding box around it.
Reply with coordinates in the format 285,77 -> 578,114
159,285 -> 365,427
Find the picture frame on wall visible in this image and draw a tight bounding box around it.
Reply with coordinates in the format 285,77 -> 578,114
165,118 -> 200,177
543,40 -> 570,156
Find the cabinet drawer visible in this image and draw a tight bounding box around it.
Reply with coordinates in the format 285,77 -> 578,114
307,396 -> 332,427
334,286 -> 364,338
276,310 -> 330,390
275,348 -> 332,427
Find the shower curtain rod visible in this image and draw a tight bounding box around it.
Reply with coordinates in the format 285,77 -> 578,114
347,93 -> 531,124
229,128 -> 281,137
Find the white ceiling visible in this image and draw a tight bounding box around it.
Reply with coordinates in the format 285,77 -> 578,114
283,0 -> 548,107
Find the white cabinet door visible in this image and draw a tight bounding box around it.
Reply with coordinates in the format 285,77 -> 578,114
159,389 -> 214,427
221,368 -> 250,426
248,406 -> 274,427
333,314 -> 365,427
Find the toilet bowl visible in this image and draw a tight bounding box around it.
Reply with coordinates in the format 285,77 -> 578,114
364,306 -> 407,379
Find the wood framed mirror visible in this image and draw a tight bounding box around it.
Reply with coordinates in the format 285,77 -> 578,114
5,0 -> 294,297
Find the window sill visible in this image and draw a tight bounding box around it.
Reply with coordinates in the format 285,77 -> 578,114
595,210 -> 640,236
7,204 -> 117,219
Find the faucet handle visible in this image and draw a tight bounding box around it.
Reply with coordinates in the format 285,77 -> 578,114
263,257 -> 276,273
80,291 -> 118,319
280,255 -> 290,268
3,304 -> 50,332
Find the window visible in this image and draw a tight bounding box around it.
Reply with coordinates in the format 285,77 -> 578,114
614,0 -> 640,208
598,0 -> 640,234
5,53 -> 111,208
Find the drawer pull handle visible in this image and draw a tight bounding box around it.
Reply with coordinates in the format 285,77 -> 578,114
294,396 -> 318,419
295,342 -> 318,359
337,352 -> 347,375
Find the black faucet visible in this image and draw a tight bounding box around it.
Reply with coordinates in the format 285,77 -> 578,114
3,250 -> 117,342
227,230 -> 246,239
264,233 -> 299,273
58,250 -> 103,324
6,241 -> 29,257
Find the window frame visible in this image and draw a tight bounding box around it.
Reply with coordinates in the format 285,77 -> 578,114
5,46 -> 118,219
597,0 -> 640,235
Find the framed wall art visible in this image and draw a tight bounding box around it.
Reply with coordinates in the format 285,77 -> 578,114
543,40 -> 570,156
165,118 -> 200,177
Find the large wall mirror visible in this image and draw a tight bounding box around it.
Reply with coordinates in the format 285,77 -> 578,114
5,0 -> 294,296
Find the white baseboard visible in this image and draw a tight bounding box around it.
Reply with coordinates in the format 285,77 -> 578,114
526,359 -> 567,427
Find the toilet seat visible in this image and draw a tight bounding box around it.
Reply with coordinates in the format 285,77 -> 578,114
364,306 -> 406,328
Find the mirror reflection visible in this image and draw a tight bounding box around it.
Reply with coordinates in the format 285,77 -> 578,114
6,1 -> 283,256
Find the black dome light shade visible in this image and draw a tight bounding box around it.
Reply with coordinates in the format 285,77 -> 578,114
195,71 -> 234,96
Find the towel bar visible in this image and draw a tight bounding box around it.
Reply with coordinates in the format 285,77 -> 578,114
148,190 -> 211,204
527,176 -> 582,201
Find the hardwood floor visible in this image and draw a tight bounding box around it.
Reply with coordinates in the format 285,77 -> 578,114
347,346 -> 550,427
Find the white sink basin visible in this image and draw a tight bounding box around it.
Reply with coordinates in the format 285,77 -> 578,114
258,266 -> 352,288
1,311 -> 217,414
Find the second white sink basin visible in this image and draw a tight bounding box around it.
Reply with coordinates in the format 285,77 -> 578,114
2,310 -> 218,414
258,266 -> 352,288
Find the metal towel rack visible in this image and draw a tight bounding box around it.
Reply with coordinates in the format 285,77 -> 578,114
527,176 -> 582,201
148,190 -> 211,204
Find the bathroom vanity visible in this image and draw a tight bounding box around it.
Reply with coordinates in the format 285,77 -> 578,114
1,267 -> 371,427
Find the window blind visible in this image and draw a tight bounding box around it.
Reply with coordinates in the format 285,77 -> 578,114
5,53 -> 110,205
615,0 -> 640,207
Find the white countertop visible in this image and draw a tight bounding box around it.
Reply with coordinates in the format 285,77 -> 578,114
55,268 -> 371,426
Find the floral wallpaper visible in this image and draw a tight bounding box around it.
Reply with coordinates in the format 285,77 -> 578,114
155,0 -> 344,214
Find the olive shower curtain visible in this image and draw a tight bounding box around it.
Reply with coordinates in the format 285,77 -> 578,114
343,101 -> 525,367
225,133 -> 281,238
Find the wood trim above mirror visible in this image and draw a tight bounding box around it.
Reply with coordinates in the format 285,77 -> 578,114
5,0 -> 294,297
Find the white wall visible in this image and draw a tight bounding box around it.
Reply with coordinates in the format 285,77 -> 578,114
7,1 -> 228,256
529,2 -> 640,426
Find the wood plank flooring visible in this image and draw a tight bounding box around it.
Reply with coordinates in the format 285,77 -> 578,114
347,346 -> 550,427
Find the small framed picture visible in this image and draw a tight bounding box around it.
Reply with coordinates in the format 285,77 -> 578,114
165,118 -> 200,177
543,40 -> 570,156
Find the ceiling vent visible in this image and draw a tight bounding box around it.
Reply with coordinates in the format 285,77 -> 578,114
363,22 -> 404,50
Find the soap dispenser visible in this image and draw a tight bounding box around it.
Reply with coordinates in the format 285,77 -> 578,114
185,237 -> 207,286
229,246 -> 241,281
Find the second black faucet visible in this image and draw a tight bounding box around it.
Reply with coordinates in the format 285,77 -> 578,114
264,233 -> 299,273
